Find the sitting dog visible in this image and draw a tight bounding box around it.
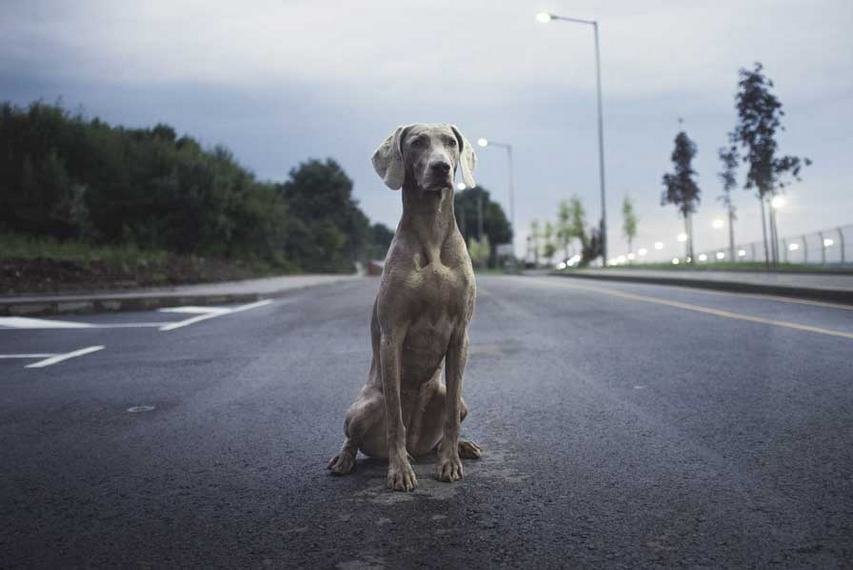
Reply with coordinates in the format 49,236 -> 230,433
327,123 -> 482,491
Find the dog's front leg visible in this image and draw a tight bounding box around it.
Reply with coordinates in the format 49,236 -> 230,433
437,327 -> 468,482
380,329 -> 417,491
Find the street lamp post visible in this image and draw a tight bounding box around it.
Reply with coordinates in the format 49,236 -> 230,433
537,11 -> 608,266
476,137 -> 515,254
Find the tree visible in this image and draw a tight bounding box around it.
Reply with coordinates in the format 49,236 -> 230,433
454,185 -> 512,267
661,130 -> 701,261
621,196 -> 638,257
542,221 -> 556,265
468,235 -> 490,269
529,219 -> 540,266
557,200 -> 573,262
717,147 -> 738,261
580,227 -> 603,267
368,223 -> 395,260
280,158 -> 368,272
728,62 -> 810,267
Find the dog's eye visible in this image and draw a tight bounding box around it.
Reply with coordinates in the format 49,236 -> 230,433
411,137 -> 427,148
446,137 -> 457,147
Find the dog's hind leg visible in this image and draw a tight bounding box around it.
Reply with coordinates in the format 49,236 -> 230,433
327,437 -> 358,475
328,388 -> 383,474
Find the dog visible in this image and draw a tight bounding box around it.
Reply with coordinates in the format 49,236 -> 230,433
327,123 -> 482,491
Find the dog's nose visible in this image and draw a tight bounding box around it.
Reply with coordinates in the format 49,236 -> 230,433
430,161 -> 451,175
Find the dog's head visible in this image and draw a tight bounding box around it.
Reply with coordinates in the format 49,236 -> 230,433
372,123 -> 476,192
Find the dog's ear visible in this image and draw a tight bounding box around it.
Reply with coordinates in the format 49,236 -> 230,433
372,125 -> 409,190
451,125 -> 477,188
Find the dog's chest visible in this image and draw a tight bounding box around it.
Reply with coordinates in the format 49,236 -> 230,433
404,262 -> 472,315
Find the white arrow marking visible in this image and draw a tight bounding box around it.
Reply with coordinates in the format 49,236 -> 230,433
25,345 -> 105,368
158,299 -> 273,331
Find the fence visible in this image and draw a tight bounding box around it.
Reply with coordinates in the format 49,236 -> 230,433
693,224 -> 851,266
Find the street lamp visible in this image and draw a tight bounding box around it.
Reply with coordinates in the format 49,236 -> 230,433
712,218 -> 724,229
537,11 -> 608,266
476,137 -> 516,255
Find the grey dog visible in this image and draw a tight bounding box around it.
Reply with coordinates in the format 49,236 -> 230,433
327,123 -> 482,491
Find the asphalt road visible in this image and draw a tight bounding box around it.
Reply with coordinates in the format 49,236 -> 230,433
1,275 -> 851,568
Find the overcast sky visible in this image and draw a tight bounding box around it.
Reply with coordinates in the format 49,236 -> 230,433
3,0 -> 851,261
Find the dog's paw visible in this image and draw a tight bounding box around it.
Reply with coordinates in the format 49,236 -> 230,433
387,459 -> 417,491
327,452 -> 355,475
436,454 -> 464,482
458,439 -> 482,459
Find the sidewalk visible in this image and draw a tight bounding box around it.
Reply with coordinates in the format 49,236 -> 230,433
553,269 -> 853,305
0,274 -> 361,316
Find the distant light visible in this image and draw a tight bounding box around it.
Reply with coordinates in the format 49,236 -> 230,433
653,241 -> 664,250
456,182 -> 467,190
637,248 -> 648,256
536,12 -> 553,23
789,243 -> 799,251
676,233 -> 688,243
712,218 -> 724,229
616,255 -> 627,264
627,253 -> 636,260
737,249 -> 747,257
671,257 -> 680,265
715,252 -> 726,260
771,195 -> 786,209
686,256 -> 692,263
608,258 -> 617,265
823,238 -> 834,247
698,253 -> 708,262
568,254 -> 581,266
556,261 -> 567,270
477,138 -> 489,148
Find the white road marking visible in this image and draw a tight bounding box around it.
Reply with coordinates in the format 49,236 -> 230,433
159,306 -> 232,315
0,317 -> 94,329
0,300 -> 275,332
158,299 -> 273,332
24,345 -> 105,368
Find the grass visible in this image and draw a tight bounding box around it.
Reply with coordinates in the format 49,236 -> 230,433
0,232 -> 296,293
0,232 -> 170,265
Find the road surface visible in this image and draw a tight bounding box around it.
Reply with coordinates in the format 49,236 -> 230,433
2,275 -> 851,568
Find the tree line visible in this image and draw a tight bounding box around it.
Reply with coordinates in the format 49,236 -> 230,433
661,62 -> 809,266
536,62 -> 809,269
0,101 -> 394,273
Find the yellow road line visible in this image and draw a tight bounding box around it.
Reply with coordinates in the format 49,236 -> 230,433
531,278 -> 853,341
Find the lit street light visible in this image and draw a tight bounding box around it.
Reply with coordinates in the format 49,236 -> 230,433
676,233 -> 688,243
537,11 -> 608,266
476,137 -> 516,255
712,218 -> 724,229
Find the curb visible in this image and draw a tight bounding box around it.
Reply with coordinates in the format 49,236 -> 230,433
551,271 -> 853,305
0,278 -> 359,317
